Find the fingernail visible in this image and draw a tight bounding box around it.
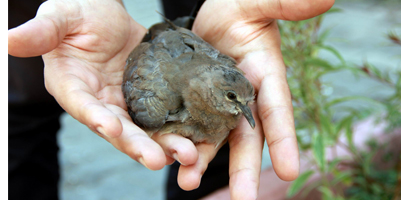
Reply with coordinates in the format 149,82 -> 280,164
138,157 -> 149,169
172,153 -> 186,166
96,127 -> 107,137
196,175 -> 202,189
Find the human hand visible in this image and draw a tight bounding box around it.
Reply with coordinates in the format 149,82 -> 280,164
8,0 -> 335,198
8,0 -> 203,171
167,0 -> 335,198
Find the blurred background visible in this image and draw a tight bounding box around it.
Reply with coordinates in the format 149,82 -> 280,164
58,0 -> 401,199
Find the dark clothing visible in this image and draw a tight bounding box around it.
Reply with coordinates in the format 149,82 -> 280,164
9,104 -> 63,200
161,0 -> 199,21
8,0 -> 57,106
9,0 -> 65,199
166,144 -> 230,200
8,0 -> 229,199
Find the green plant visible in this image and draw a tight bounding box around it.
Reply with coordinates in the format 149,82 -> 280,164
280,7 -> 401,200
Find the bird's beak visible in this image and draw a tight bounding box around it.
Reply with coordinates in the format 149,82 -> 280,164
238,103 -> 255,129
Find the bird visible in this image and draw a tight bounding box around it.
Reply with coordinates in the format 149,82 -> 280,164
122,16 -> 255,147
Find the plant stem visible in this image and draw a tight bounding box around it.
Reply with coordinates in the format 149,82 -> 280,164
393,157 -> 401,200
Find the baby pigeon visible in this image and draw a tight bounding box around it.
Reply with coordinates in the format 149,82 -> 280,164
122,18 -> 255,147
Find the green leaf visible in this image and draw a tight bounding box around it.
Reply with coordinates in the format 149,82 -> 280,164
334,115 -> 354,139
299,180 -> 323,198
396,71 -> 401,88
325,7 -> 342,14
318,27 -> 334,43
331,171 -> 352,185
286,170 -> 315,198
317,44 -> 346,64
327,158 -> 342,172
316,69 -> 341,79
312,133 -> 326,172
318,186 -> 334,200
335,196 -> 346,200
325,96 -> 383,109
345,117 -> 354,149
319,112 -> 334,137
364,61 -> 384,79
326,97 -> 356,108
304,57 -> 334,70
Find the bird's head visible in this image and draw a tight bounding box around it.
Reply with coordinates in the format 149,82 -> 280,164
188,65 -> 255,129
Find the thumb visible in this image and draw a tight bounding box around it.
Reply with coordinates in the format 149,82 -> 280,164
8,0 -> 76,57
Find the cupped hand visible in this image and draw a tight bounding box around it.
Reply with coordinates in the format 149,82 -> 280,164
174,0 -> 335,198
8,0 -> 200,171
8,0 -> 336,198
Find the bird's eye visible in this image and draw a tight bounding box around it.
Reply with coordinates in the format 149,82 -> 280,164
226,92 -> 237,100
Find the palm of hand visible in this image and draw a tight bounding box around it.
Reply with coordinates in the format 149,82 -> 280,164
40,0 -> 148,137
44,0 -> 139,104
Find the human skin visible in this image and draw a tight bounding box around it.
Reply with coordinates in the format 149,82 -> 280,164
8,0 -> 335,199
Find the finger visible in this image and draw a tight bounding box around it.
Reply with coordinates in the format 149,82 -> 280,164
239,0 -> 335,21
105,106 -> 167,170
243,51 -> 299,181
165,155 -> 176,166
199,0 -> 334,22
228,105 -> 264,200
193,0 -> 334,56
44,63 -> 123,138
8,0 -> 77,57
177,143 -> 219,191
152,133 -> 198,166
259,70 -> 300,181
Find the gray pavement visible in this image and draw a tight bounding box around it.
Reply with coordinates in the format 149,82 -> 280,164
320,1 -> 401,99
58,1 -> 401,200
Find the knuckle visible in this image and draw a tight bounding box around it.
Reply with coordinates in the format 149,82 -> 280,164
259,105 -> 288,122
267,135 -> 293,148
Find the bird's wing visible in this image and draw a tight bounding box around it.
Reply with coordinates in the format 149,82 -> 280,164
175,27 -> 241,72
122,42 -> 182,132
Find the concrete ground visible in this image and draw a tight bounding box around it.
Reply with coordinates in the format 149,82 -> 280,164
58,0 -> 400,200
